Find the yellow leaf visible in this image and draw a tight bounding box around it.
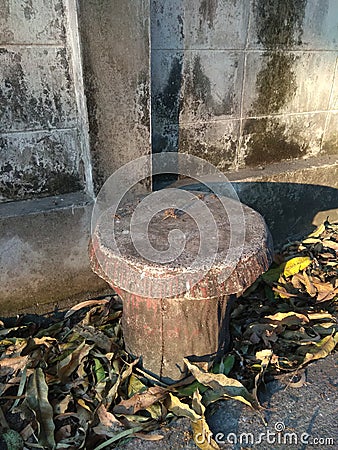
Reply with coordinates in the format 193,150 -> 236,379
78,398 -> 91,411
255,349 -> 273,366
266,311 -> 309,325
308,223 -> 325,238
192,389 -> 205,417
283,257 -> 312,277
307,312 -> 333,320
166,393 -> 201,421
192,418 -> 219,450
301,333 -> 338,367
302,238 -> 321,244
323,239 -> 338,251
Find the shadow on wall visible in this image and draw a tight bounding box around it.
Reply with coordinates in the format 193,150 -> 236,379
178,182 -> 338,247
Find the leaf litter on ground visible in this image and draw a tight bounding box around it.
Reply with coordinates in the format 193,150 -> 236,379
0,220 -> 337,449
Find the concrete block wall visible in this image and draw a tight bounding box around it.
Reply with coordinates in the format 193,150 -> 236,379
151,0 -> 338,169
0,0 -> 92,202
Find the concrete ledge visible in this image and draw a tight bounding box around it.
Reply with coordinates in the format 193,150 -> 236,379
0,192 -> 110,316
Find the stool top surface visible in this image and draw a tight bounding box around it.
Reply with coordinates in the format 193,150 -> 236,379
91,191 -> 273,298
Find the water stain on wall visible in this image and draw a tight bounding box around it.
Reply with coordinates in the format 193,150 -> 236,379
0,48 -> 74,131
81,57 -> 104,193
243,118 -> 305,166
199,0 -> 219,29
245,0 -> 308,166
0,1 -> 14,41
136,70 -> 150,129
153,55 -> 183,124
22,0 -> 35,20
178,14 -> 184,40
183,55 -> 236,119
253,52 -> 298,116
185,55 -> 212,111
0,134 -> 83,201
152,55 -> 183,153
254,0 -> 307,49
179,122 -> 237,171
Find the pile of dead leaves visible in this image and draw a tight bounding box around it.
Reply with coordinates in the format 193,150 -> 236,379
231,219 -> 338,387
0,221 -> 337,450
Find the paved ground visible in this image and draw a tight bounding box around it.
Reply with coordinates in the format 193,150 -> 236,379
121,354 -> 337,449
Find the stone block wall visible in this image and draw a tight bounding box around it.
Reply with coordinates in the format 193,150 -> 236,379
0,0 -> 92,202
151,0 -> 338,170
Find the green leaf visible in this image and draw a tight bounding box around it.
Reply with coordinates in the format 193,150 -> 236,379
93,426 -> 144,450
212,355 -> 235,376
127,374 -> 147,397
94,358 -> 106,383
106,358 -> 140,406
313,322 -> 338,336
176,380 -> 208,397
261,265 -> 284,283
23,368 -> 55,449
184,359 -> 257,409
11,366 -> 27,411
2,429 -> 24,450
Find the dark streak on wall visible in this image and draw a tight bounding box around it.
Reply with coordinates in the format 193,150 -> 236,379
79,48 -> 104,192
199,0 -> 219,29
179,123 -> 237,170
253,0 -> 307,49
152,55 -> 183,154
245,0 -> 308,166
243,118 -> 306,166
184,55 -> 236,118
0,133 -> 83,201
153,56 -> 183,124
252,53 -> 298,116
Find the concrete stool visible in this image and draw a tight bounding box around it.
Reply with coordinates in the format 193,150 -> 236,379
89,192 -> 273,383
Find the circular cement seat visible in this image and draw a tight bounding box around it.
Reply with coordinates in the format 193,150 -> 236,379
90,191 -> 273,383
